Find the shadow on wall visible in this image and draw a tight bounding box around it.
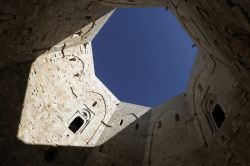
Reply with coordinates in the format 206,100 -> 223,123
0,60 -> 148,165
0,1 -> 113,68
0,61 -> 205,166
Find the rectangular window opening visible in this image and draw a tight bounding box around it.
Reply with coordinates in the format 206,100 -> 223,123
68,116 -> 85,133
135,123 -> 139,130
175,114 -> 180,121
212,104 -> 225,128
119,119 -> 123,126
157,121 -> 162,128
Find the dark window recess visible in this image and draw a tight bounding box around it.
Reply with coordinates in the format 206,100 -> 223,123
135,123 -> 139,130
119,119 -> 123,126
212,104 -> 225,128
175,114 -> 180,121
99,145 -> 104,152
92,101 -> 97,107
157,121 -> 162,128
85,15 -> 92,20
68,116 -> 84,133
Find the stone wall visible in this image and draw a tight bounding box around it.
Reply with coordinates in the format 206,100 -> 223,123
0,0 -> 250,165
83,95 -> 202,166
0,43 -> 120,165
17,43 -> 119,147
169,0 -> 250,89
187,52 -> 250,165
0,0 -> 114,69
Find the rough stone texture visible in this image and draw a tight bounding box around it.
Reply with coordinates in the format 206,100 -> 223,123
0,0 -> 250,165
169,0 -> 250,88
86,102 -> 151,166
0,0 -> 114,68
143,94 -> 205,166
187,52 -> 250,165
99,0 -> 168,7
17,43 -> 119,147
0,0 -> 169,69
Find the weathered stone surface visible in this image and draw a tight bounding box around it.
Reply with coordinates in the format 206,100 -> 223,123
16,43 -> 119,147
187,51 -> 250,166
0,0 -> 250,165
0,0 -> 114,69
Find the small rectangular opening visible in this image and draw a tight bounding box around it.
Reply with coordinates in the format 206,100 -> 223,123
92,101 -> 97,107
175,114 -> 180,121
68,116 -> 84,133
119,119 -> 123,126
99,145 -> 104,152
212,104 -> 225,128
157,121 -> 162,128
135,123 -> 139,130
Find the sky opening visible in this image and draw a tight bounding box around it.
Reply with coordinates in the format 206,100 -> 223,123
92,8 -> 197,107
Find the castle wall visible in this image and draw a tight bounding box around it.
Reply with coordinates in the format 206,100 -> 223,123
168,0 -> 250,89
17,43 -> 119,147
83,95 -> 204,166
187,52 -> 250,165
85,102 -> 151,166
0,0 -> 250,165
143,94 -> 204,166
0,43 -> 121,165
0,0 -> 114,69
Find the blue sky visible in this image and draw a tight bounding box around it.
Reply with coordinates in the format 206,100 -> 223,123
92,8 -> 197,107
